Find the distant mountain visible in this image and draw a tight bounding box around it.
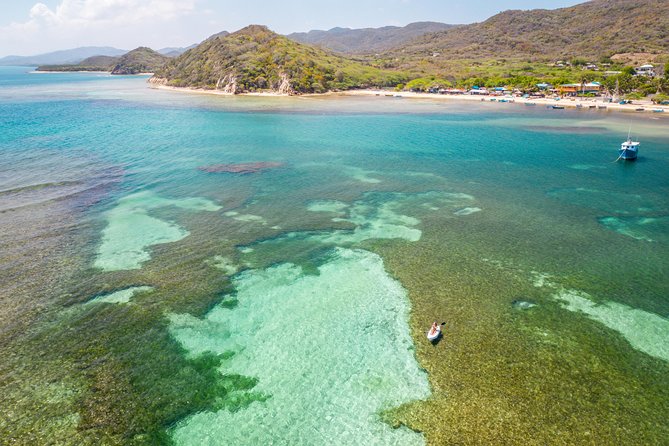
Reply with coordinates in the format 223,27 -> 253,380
0,47 -> 127,66
151,25 -> 406,94
287,22 -> 455,54
111,47 -> 171,74
389,0 -> 669,60
158,45 -> 197,57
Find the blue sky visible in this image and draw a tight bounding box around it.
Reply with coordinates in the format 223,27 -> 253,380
0,0 -> 584,56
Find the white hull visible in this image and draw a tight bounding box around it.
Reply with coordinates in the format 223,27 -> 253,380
427,326 -> 441,341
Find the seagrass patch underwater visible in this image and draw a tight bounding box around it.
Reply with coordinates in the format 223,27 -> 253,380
0,68 -> 668,445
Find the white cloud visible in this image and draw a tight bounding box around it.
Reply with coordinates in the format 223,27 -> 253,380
1,0 -> 198,55
29,0 -> 195,26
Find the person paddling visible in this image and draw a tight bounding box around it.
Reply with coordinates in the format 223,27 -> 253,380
429,321 -> 439,336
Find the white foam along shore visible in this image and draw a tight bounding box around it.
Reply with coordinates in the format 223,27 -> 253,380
148,84 -> 669,115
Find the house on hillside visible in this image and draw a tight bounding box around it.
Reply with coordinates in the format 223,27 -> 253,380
558,82 -> 602,96
636,64 -> 655,77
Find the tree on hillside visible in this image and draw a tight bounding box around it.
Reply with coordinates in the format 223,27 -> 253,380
622,66 -> 636,76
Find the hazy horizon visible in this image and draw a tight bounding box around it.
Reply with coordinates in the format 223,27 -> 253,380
0,0 -> 584,58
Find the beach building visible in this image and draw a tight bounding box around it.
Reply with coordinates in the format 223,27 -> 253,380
468,87 -> 489,95
558,82 -> 602,96
440,88 -> 466,95
636,64 -> 656,77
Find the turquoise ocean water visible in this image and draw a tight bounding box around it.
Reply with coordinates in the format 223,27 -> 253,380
1,66 -> 668,444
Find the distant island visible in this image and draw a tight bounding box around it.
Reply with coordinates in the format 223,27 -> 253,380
37,47 -> 170,75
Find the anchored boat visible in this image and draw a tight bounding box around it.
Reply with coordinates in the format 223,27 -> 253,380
619,138 -> 640,161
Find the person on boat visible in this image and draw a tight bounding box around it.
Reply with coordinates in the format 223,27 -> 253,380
430,321 -> 439,335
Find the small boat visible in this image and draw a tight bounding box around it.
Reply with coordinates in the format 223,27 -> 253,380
589,105 -> 597,109
427,324 -> 441,342
619,138 -> 639,161
552,105 -> 565,109
635,108 -> 645,112
652,109 -> 664,113
598,105 -> 608,109
524,102 -> 536,106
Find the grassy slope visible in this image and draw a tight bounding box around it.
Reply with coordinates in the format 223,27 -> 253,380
153,25 -> 408,93
368,0 -> 669,83
392,0 -> 669,60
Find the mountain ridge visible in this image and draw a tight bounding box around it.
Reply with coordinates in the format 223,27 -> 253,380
287,21 -> 455,54
387,0 -> 669,61
0,47 -> 127,66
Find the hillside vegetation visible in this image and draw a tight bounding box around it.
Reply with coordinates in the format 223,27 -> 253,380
388,0 -> 669,61
287,22 -> 454,54
152,25 -> 407,93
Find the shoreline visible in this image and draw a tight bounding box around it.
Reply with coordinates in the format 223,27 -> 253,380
341,89 -> 669,115
150,84 -> 291,97
31,70 -> 153,76
149,84 -> 669,116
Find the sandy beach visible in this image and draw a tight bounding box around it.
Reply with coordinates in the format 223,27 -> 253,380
150,84 -> 669,116
340,89 -> 669,115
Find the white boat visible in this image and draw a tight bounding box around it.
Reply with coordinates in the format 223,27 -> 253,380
427,324 -> 441,342
619,138 -> 639,161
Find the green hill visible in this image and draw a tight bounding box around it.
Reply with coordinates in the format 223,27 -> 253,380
389,0 -> 669,61
111,47 -> 170,74
151,25 -> 407,94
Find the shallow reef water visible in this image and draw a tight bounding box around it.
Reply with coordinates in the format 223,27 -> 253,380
1,69 -> 668,445
95,191 -> 222,271
170,248 -> 429,445
554,288 -> 669,362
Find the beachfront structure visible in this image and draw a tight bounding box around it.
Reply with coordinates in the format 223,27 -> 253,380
557,82 -> 602,96
468,87 -> 490,95
440,88 -> 466,95
636,64 -> 655,77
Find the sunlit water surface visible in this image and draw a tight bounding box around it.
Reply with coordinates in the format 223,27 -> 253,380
1,67 -> 668,445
